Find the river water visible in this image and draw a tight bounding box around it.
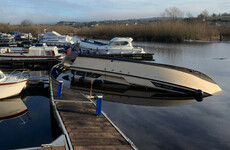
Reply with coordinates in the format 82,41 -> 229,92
99,41 -> 230,150
0,41 -> 230,150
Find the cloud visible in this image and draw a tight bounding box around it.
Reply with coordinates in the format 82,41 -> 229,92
0,0 -> 229,24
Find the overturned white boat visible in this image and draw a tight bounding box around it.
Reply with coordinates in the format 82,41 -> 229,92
0,70 -> 28,99
70,56 -> 222,98
38,31 -> 73,47
79,37 -> 146,54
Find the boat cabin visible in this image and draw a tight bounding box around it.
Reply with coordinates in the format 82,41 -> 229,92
108,37 -> 133,47
28,45 -> 60,56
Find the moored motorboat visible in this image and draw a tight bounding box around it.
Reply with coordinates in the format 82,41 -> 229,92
70,56 -> 222,98
79,37 -> 146,54
38,31 -> 73,47
0,33 -> 15,43
0,70 -> 28,99
0,44 -> 65,61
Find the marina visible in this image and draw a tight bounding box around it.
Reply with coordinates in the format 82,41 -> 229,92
0,35 -> 230,150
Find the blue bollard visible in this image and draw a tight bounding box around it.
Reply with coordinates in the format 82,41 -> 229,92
57,81 -> 63,97
96,94 -> 103,116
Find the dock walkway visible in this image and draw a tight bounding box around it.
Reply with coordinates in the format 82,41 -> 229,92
50,78 -> 135,150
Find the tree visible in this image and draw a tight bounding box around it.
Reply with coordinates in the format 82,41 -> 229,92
186,12 -> 193,18
198,10 -> 209,19
163,7 -> 184,19
21,19 -> 33,26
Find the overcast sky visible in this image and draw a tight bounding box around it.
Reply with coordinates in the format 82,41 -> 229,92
0,0 -> 229,24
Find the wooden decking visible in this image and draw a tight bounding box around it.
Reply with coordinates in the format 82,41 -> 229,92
50,79 -> 134,150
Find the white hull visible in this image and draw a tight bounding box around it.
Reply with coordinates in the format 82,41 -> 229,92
0,79 -> 27,99
71,56 -> 222,96
0,55 -> 61,61
79,37 -> 145,54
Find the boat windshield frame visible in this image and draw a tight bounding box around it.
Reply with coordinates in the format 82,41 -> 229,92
0,71 -> 6,82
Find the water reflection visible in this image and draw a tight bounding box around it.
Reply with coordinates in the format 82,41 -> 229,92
0,97 -> 28,122
0,70 -> 58,150
71,81 -> 199,107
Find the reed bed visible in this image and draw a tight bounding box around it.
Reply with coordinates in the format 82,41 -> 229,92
0,23 -> 78,37
0,21 -> 227,42
76,21 -> 219,42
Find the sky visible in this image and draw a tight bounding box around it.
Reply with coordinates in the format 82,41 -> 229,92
0,0 -> 229,24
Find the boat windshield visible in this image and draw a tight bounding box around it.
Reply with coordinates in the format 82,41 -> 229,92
108,41 -> 129,46
0,71 -> 5,80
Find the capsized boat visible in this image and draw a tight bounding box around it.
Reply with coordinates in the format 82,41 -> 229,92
70,56 -> 222,98
79,37 -> 146,54
0,70 -> 28,99
0,97 -> 28,121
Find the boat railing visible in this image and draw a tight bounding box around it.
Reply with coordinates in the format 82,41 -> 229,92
6,69 -> 29,80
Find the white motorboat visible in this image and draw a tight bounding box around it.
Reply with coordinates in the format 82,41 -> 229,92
0,70 -> 28,99
0,33 -> 15,42
79,37 -> 146,54
38,31 -> 73,47
0,44 -> 65,61
0,97 -> 28,121
70,56 -> 222,99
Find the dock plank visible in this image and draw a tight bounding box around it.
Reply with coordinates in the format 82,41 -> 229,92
51,78 -> 133,150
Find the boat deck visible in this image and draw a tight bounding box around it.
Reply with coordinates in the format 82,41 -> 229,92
50,78 -> 135,150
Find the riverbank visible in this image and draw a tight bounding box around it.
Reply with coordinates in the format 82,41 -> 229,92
0,23 -> 78,36
1,21 -> 229,43
76,21 -> 223,42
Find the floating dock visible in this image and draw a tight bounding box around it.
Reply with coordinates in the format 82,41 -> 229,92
50,77 -> 136,150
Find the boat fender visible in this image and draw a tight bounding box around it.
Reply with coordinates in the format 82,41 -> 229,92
195,89 -> 203,102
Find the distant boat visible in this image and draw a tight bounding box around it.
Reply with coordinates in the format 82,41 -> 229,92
0,70 -> 28,99
38,31 -> 74,47
0,97 -> 28,121
0,33 -> 15,43
79,37 -> 146,54
70,56 -> 222,99
0,44 -> 65,61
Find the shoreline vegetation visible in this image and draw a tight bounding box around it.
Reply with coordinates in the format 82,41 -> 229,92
1,7 -> 230,43
76,21 -> 221,42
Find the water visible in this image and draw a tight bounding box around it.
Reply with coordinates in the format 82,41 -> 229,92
98,41 -> 230,150
1,40 -> 230,149
71,40 -> 230,149
0,71 -> 60,150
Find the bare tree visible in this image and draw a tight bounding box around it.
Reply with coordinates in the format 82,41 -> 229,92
163,7 -> 184,19
21,19 -> 33,26
198,10 -> 209,19
186,12 -> 193,18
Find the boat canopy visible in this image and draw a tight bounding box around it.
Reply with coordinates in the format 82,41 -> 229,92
43,31 -> 61,37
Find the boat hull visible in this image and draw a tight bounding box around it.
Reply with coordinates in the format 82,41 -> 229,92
71,56 -> 222,96
0,79 -> 27,99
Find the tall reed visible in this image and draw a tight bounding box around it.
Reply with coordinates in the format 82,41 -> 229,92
76,21 -> 219,42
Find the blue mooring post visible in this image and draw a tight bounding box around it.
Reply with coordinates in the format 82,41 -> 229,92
96,94 -> 103,116
57,81 -> 63,97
